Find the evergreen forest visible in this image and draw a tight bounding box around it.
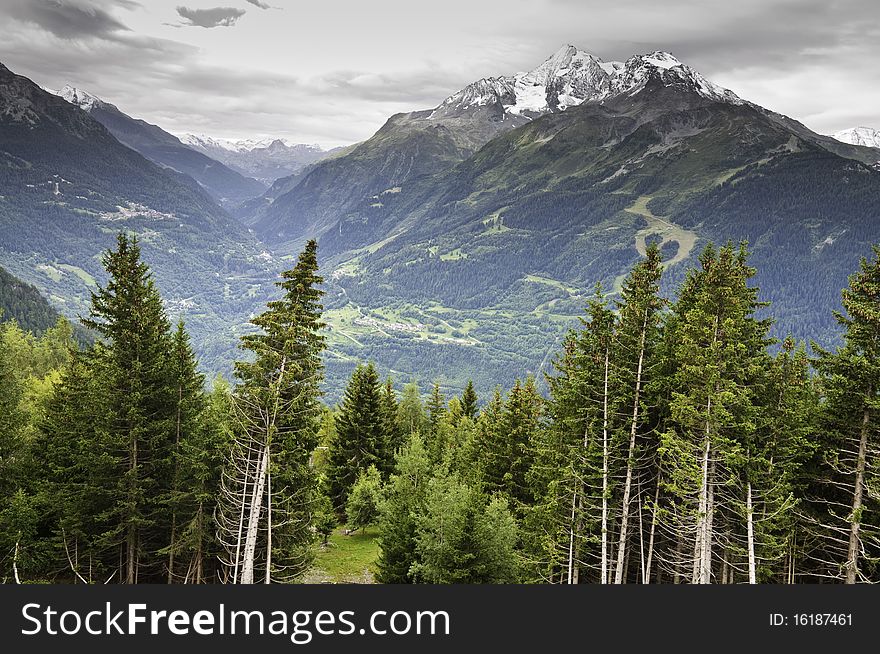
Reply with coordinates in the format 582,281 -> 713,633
2,234 -> 879,584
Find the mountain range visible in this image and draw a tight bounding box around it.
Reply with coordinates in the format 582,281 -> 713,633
54,85 -> 267,207
233,45 -> 880,394
3,46 -> 880,397
180,134 -> 341,186
0,61 -> 279,373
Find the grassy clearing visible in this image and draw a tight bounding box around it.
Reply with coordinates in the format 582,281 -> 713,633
37,263 -> 63,282
524,274 -> 579,294
624,195 -> 697,267
440,248 -> 467,261
301,526 -> 379,584
57,263 -> 96,287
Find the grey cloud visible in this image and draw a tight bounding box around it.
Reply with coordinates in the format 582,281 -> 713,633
2,0 -> 879,145
3,0 -> 137,40
175,6 -> 245,28
245,0 -> 272,9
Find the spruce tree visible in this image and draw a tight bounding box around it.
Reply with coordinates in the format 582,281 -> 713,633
327,362 -> 390,512
220,239 -> 326,583
527,288 -> 614,583
81,233 -> 176,584
461,380 -> 478,421
376,434 -> 431,583
658,243 -> 772,584
413,469 -> 518,584
380,378 -> 405,454
610,243 -> 664,583
811,246 -> 880,583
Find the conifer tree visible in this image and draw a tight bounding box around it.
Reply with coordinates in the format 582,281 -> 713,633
811,246 -> 880,583
610,243 -> 664,583
219,239 -> 326,584
461,380 -> 478,421
376,434 -> 431,583
326,362 -> 390,512
658,243 -> 772,584
81,233 -> 176,584
425,382 -> 448,463
413,468 -> 518,584
528,288 -> 614,583
380,378 -> 404,454
163,321 -> 209,582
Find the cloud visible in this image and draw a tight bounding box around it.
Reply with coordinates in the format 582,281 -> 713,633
2,0 -> 879,145
245,0 -> 272,8
3,0 -> 138,40
175,6 -> 245,28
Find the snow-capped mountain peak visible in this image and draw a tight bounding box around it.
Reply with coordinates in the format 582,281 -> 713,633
832,126 -> 880,149
641,51 -> 683,70
179,133 -> 321,153
429,45 -> 741,122
56,85 -> 105,111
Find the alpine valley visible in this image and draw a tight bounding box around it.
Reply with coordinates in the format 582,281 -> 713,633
2,45 -> 880,397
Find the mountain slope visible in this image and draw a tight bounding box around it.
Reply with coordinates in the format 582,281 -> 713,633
0,263 -> 62,334
0,61 -> 277,372
264,47 -> 880,396
244,46 -> 756,247
56,86 -> 266,207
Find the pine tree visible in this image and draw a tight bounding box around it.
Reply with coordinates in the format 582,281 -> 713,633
610,243 -> 664,584
376,434 -> 431,583
657,243 -> 772,584
810,246 -> 880,583
461,380 -> 478,421
327,362 -> 389,512
81,233 -> 176,584
219,239 -> 326,584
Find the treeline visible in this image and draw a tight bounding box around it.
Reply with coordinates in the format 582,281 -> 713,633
1,236 -> 878,583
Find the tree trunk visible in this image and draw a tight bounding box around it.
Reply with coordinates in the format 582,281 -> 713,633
240,441 -> 270,584
126,431 -> 138,585
265,462 -> 272,584
168,385 -> 183,584
195,500 -> 204,584
746,481 -> 756,584
693,402 -> 712,584
232,444 -> 253,582
846,405 -> 871,584
701,459 -> 715,584
644,475 -> 660,584
614,312 -> 648,584
600,347 -> 610,584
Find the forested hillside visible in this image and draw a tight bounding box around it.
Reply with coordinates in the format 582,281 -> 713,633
0,61 -> 279,375
0,264 -> 59,334
2,236 -> 878,584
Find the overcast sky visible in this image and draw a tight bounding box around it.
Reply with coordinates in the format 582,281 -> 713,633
1,0 -> 878,148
